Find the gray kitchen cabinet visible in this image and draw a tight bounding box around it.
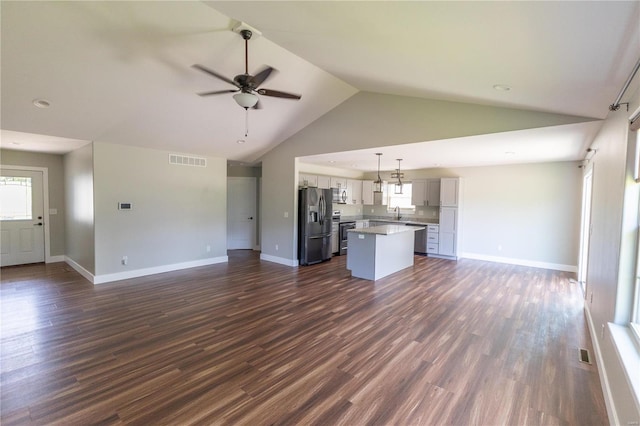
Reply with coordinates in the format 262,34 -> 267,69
438,207 -> 457,257
426,224 -> 439,254
411,178 -> 440,206
411,179 -> 426,206
440,178 -> 459,207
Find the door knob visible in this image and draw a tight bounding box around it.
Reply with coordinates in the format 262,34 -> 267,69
248,217 -> 253,220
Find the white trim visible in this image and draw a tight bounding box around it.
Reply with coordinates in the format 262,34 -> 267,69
47,255 -> 65,263
93,256 -> 228,284
65,255 -> 95,283
459,252 -> 577,272
64,256 -> 228,284
260,253 -> 298,267
609,323 -> 640,415
1,165 -> 53,263
585,305 -> 619,426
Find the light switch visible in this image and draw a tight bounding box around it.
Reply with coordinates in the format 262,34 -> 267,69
49,208 -> 58,215
284,211 -> 288,218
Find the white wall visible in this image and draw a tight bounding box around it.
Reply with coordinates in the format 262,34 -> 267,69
454,162 -> 581,269
63,144 -> 95,274
92,142 -> 227,277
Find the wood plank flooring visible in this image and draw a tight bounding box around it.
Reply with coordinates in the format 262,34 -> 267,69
1,251 -> 607,425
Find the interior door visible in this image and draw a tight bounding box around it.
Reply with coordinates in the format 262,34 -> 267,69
0,170 -> 45,266
227,177 -> 257,250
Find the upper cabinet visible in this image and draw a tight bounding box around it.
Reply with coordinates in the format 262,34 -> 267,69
299,173 -> 318,188
411,178 -> 440,207
348,179 -> 363,205
362,180 -> 374,205
317,175 -> 331,189
411,179 -> 426,206
440,178 -> 459,207
330,177 -> 348,190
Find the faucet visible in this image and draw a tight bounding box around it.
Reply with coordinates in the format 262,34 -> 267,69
394,206 -> 401,221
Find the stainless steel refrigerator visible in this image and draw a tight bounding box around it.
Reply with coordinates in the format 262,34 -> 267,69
298,187 -> 333,265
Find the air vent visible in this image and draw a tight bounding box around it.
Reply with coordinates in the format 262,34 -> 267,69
579,348 -> 591,364
169,154 -> 207,167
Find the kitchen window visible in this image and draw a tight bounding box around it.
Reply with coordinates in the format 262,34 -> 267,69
386,182 -> 415,212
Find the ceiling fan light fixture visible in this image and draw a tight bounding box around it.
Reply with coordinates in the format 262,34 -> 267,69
233,92 -> 259,109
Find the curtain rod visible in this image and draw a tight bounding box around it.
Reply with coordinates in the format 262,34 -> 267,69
610,57 -> 640,111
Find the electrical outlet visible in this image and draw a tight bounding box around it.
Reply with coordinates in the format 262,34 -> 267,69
371,209 -> 374,213
275,244 -> 279,251
206,245 -> 211,253
498,245 -> 502,252
284,212 -> 288,218
121,256 -> 128,265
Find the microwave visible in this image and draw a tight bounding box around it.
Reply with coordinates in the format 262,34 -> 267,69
332,187 -> 347,204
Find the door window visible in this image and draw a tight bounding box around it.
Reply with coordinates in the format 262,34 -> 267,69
0,176 -> 33,220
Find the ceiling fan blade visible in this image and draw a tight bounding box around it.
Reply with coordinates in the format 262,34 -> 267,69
192,64 -> 237,87
251,66 -> 276,88
197,89 -> 239,96
257,88 -> 301,100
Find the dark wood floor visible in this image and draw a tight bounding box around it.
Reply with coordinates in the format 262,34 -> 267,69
1,251 -> 607,425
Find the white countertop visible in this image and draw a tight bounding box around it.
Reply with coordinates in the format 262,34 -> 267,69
348,224 -> 425,235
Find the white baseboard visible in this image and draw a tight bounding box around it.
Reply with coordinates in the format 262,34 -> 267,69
459,252 -> 577,272
585,304 -> 619,426
64,256 -> 95,283
65,256 -> 228,285
46,255 -> 66,263
260,253 -> 298,267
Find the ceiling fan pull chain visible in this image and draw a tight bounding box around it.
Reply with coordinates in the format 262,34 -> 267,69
245,108 -> 249,137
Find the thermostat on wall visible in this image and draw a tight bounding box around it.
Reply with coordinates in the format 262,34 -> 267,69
118,202 -> 132,210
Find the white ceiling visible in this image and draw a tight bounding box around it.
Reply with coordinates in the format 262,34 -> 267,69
1,1 -> 639,171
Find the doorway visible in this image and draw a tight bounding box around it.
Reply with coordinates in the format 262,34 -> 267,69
578,167 -> 594,295
227,177 -> 257,250
0,169 -> 45,266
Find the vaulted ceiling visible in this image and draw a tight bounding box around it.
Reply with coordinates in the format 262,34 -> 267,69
2,1 -> 638,169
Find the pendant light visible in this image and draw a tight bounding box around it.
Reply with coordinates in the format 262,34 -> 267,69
374,153 -> 383,193
392,159 -> 404,194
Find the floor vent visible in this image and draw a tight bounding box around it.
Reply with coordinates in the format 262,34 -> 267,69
579,348 -> 591,364
169,154 -> 207,167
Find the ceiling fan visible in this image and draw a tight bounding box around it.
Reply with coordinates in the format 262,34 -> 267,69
192,29 -> 301,110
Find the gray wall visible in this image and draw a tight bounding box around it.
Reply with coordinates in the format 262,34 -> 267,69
584,85 -> 639,423
63,144 -> 95,273
260,91 -> 598,263
93,142 -> 227,275
1,148 -> 66,257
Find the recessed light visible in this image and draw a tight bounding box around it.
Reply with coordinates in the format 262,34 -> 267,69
505,151 -> 516,155
33,99 -> 51,108
329,160 -> 336,163
236,139 -> 246,144
493,84 -> 511,92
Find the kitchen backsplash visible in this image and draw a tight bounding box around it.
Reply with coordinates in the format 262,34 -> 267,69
335,204 -> 439,221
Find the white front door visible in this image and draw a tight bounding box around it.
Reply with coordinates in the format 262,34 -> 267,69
0,170 -> 45,266
227,177 -> 257,250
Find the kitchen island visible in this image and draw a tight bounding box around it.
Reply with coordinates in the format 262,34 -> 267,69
347,224 -> 424,280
